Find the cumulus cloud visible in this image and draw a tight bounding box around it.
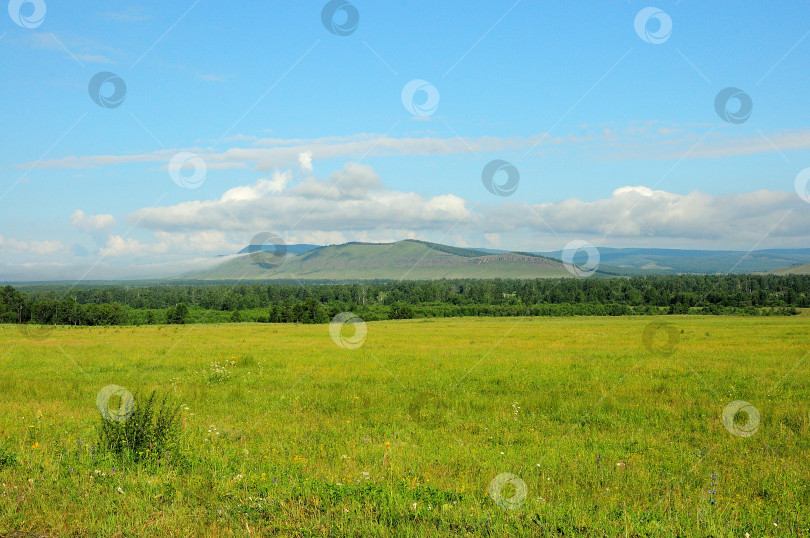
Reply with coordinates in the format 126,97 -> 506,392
220,171 -> 290,203
126,164 -> 809,251
298,151 -> 313,173
485,186 -> 809,245
70,210 -> 116,232
130,163 -> 474,234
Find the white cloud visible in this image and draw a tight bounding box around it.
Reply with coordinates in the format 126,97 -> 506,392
130,163 -> 474,235
0,257 -> 224,282
99,235 -> 152,258
197,73 -> 227,82
298,151 -> 313,173
221,171 -> 290,203
70,210 -> 116,232
99,230 -> 236,259
99,8 -> 151,23
484,233 -> 501,247
485,186 -> 809,245
22,33 -> 119,64
0,236 -> 65,256
23,133 -> 557,171
125,164 -> 810,251
75,54 -> 113,64
612,185 -> 654,197
18,125 -> 810,174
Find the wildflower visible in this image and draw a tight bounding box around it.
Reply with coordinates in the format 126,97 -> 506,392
31,442 -> 39,449
616,462 -> 625,467
117,487 -> 124,494
708,473 -> 718,506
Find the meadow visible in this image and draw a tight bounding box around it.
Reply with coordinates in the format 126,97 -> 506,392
0,315 -> 807,536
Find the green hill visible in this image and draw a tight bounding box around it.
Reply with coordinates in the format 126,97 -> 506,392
769,262 -> 810,275
186,239 -> 577,281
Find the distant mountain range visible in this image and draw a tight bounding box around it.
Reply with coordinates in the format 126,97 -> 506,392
184,240 -> 810,281
189,240 -> 574,280
537,247 -> 810,275
236,243 -> 321,256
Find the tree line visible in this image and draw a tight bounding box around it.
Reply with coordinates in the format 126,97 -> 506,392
2,274 -> 805,327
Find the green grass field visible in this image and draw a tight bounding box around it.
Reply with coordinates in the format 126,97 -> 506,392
0,316 -> 808,536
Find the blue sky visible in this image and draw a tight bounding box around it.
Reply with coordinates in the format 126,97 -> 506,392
2,0 -> 810,279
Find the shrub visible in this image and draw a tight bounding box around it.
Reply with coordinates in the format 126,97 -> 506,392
97,390 -> 183,462
0,446 -> 17,469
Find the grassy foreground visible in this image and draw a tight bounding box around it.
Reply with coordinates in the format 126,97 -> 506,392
0,316 -> 808,536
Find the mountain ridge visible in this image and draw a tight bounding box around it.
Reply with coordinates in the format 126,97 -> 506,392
186,239 -> 810,281
186,239 -> 577,281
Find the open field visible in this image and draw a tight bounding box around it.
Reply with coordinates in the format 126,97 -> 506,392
0,316 -> 808,536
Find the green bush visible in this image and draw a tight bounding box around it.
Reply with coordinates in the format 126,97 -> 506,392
0,445 -> 17,469
97,390 -> 183,462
